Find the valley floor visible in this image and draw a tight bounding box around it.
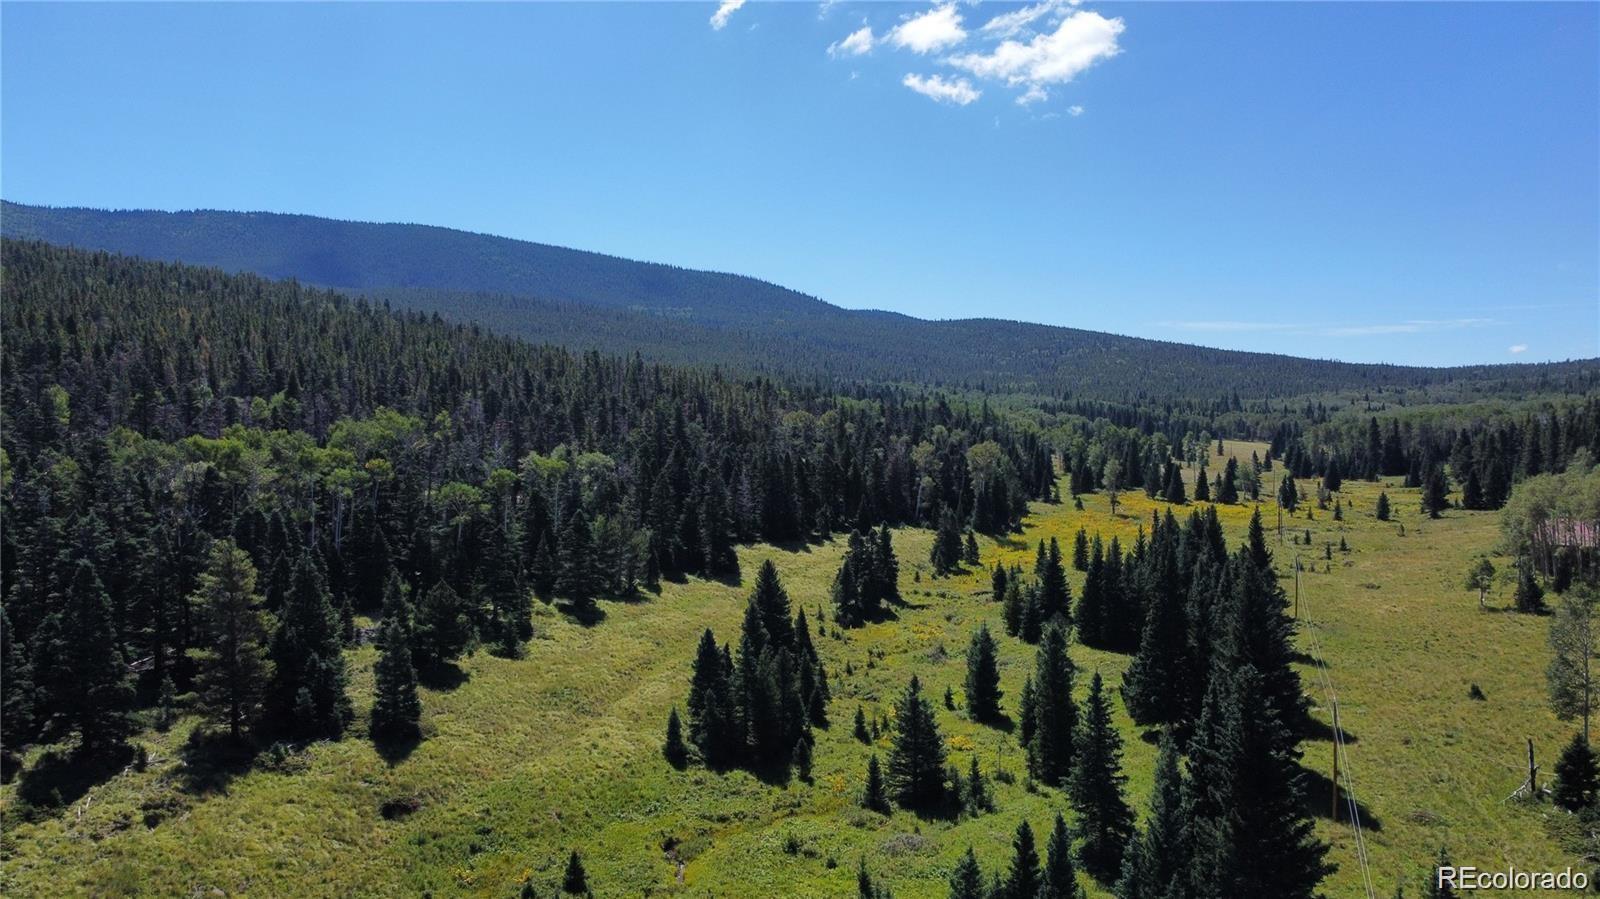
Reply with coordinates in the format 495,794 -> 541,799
0,446 -> 1577,897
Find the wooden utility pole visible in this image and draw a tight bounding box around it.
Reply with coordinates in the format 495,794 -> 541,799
1528,738 -> 1538,797
1278,506 -> 1284,544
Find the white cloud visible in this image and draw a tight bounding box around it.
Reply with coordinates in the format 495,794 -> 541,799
889,4 -> 968,54
979,0 -> 1067,38
1067,104 -> 1084,116
948,10 -> 1122,100
829,26 -> 875,58
1509,344 -> 1529,354
710,0 -> 746,31
903,73 -> 981,105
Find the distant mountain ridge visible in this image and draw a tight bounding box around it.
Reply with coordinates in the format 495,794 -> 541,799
4,200 -> 1593,400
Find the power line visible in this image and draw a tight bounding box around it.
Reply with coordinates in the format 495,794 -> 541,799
1296,553 -> 1378,899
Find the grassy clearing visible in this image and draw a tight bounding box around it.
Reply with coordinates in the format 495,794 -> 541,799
0,445 -> 1577,897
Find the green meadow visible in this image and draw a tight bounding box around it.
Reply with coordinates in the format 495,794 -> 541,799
0,444 -> 1576,897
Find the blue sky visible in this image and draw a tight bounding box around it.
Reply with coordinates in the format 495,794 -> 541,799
3,2 -> 1595,366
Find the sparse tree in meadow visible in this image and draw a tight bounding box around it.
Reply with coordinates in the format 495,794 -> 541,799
1375,491 -> 1392,521
1554,732 -> 1600,811
562,850 -> 588,894
887,674 -> 946,809
964,623 -> 1003,723
1464,558 -> 1496,610
949,847 -> 986,899
1040,812 -> 1085,899
1005,819 -> 1043,899
1104,459 -> 1123,515
862,753 -> 890,813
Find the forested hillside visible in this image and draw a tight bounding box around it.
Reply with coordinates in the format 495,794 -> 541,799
7,201 -> 1594,400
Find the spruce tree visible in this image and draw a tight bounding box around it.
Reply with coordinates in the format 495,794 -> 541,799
1185,666 -> 1331,899
48,559 -> 135,753
189,540 -> 273,741
1037,537 -> 1072,626
1219,458 -> 1239,504
862,753 -> 891,813
948,847 -> 986,899
661,706 -> 689,766
1040,813 -> 1085,899
1070,673 -> 1134,881
370,614 -> 422,742
1121,572 -> 1188,727
555,511 -> 598,614
562,851 -> 588,894
854,705 -> 870,743
0,605 -> 37,746
1553,732 -> 1599,811
1026,623 -> 1076,786
269,552 -> 353,740
687,628 -> 735,765
931,508 -> 964,575
1375,492 -> 1391,521
964,623 -> 1003,723
1073,528 -> 1090,571
413,580 -> 473,670
1005,819 -> 1042,899
1116,736 -> 1188,899
887,674 -> 946,809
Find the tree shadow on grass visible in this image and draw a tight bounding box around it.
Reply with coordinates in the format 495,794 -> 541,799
177,730 -> 259,796
418,661 -> 470,692
1299,764 -> 1383,831
560,600 -> 607,628
372,726 -> 422,767
971,713 -> 1015,735
1302,715 -> 1359,746
14,743 -> 135,813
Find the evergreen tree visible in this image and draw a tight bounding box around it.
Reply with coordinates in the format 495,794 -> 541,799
687,628 -> 736,765
1122,570 -> 1188,727
1073,528 -> 1090,571
1219,458 -> 1239,504
1516,559 -> 1546,613
1375,492 -> 1391,521
1116,736 -> 1188,899
1421,465 -> 1450,519
1040,813 -> 1085,899
963,531 -> 981,566
269,553 -> 352,739
1004,819 -> 1042,899
1193,463 -> 1210,502
1248,506 -> 1273,572
662,706 -> 688,766
562,851 -> 588,894
931,508 -> 964,575
1553,732 -> 1599,811
1026,623 -> 1077,786
555,511 -> 598,614
370,614 -> 422,742
414,580 -> 473,670
0,605 -> 37,746
1037,537 -> 1072,627
46,559 -> 135,753
189,540 -> 273,741
948,847 -> 986,899
862,752 -> 891,813
854,705 -> 870,743
887,674 -> 946,809
1277,474 -> 1299,512
1070,673 -> 1134,881
1184,666 -> 1331,899
964,623 -> 1003,723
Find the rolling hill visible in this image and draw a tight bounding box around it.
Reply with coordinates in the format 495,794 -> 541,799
3,200 -> 1593,401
